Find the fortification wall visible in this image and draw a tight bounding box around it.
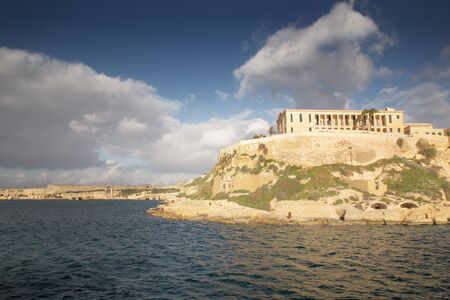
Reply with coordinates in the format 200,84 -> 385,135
219,132 -> 449,167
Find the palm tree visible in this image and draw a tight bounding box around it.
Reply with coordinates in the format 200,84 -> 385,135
361,108 -> 378,131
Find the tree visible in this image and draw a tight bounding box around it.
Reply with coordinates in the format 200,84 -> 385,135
268,126 -> 275,136
361,108 -> 378,131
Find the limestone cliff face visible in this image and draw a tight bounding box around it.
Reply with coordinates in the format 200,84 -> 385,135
210,133 -> 449,195
181,132 -> 450,211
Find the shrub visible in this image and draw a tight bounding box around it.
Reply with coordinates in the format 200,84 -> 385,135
416,139 -> 437,160
333,199 -> 343,205
240,165 -> 251,173
396,138 -> 404,148
267,164 -> 279,173
253,134 -> 266,139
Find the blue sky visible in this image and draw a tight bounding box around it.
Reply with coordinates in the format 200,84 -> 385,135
0,0 -> 449,186
2,0 -> 449,121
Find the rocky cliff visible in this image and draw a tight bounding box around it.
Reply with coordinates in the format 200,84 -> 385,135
168,132 -> 450,224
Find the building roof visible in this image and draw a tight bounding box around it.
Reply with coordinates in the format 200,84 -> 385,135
282,108 -> 404,113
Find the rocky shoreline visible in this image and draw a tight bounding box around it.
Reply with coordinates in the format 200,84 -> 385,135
148,197 -> 450,225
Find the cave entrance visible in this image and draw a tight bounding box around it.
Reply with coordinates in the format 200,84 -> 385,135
400,202 -> 418,209
371,202 -> 387,210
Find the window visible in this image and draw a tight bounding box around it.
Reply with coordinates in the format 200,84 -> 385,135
438,133 -> 442,135
290,114 -> 293,122
432,132 -> 435,135
389,115 -> 392,123
299,114 -> 302,122
397,115 -> 400,119
309,114 -> 311,123
389,128 -> 393,133
397,128 -> 401,133
291,127 -> 293,133
309,127 -> 312,132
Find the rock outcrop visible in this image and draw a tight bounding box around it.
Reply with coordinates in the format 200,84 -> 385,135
156,132 -> 450,225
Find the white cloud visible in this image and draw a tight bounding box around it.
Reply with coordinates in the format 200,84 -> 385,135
117,117 -> 148,133
0,47 -> 180,170
0,47 -> 271,186
368,83 -> 450,128
415,64 -> 450,80
215,89 -> 229,101
233,2 -> 390,108
142,114 -> 270,174
375,66 -> 394,78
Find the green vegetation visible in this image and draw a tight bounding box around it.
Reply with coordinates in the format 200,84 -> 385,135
152,188 -> 180,194
230,185 -> 274,210
333,199 -> 343,206
212,192 -> 229,200
380,197 -> 392,204
186,175 -> 208,187
233,189 -> 250,193
230,163 -> 347,210
384,159 -> 448,200
416,139 -> 437,160
186,177 -> 213,200
252,134 -> 266,139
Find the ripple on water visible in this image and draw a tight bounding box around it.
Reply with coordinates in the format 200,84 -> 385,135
0,200 -> 449,299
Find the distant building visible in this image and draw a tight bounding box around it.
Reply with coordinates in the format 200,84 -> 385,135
404,123 -> 449,137
277,108 -> 405,134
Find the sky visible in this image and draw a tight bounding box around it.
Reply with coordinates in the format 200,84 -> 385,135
0,0 -> 449,187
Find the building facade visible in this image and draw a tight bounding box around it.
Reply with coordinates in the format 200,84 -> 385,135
277,108 -> 405,134
404,123 -> 449,137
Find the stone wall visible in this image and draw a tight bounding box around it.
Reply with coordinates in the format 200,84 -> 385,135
207,132 -> 450,197
219,132 -> 449,167
212,171 -> 274,195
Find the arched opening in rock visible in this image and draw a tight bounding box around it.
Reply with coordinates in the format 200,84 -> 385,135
335,208 -> 346,221
400,202 -> 418,209
371,202 -> 387,210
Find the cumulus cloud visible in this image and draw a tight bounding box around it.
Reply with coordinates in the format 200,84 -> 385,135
142,112 -> 269,174
234,2 -> 391,108
367,83 -> 450,128
0,47 -> 180,170
0,47 -> 269,186
215,89 -> 229,101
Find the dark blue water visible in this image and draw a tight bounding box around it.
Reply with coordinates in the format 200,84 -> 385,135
0,201 -> 449,299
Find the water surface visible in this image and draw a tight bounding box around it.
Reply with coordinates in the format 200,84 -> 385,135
0,200 -> 449,299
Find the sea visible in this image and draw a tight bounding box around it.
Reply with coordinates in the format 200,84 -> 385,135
0,200 -> 449,299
